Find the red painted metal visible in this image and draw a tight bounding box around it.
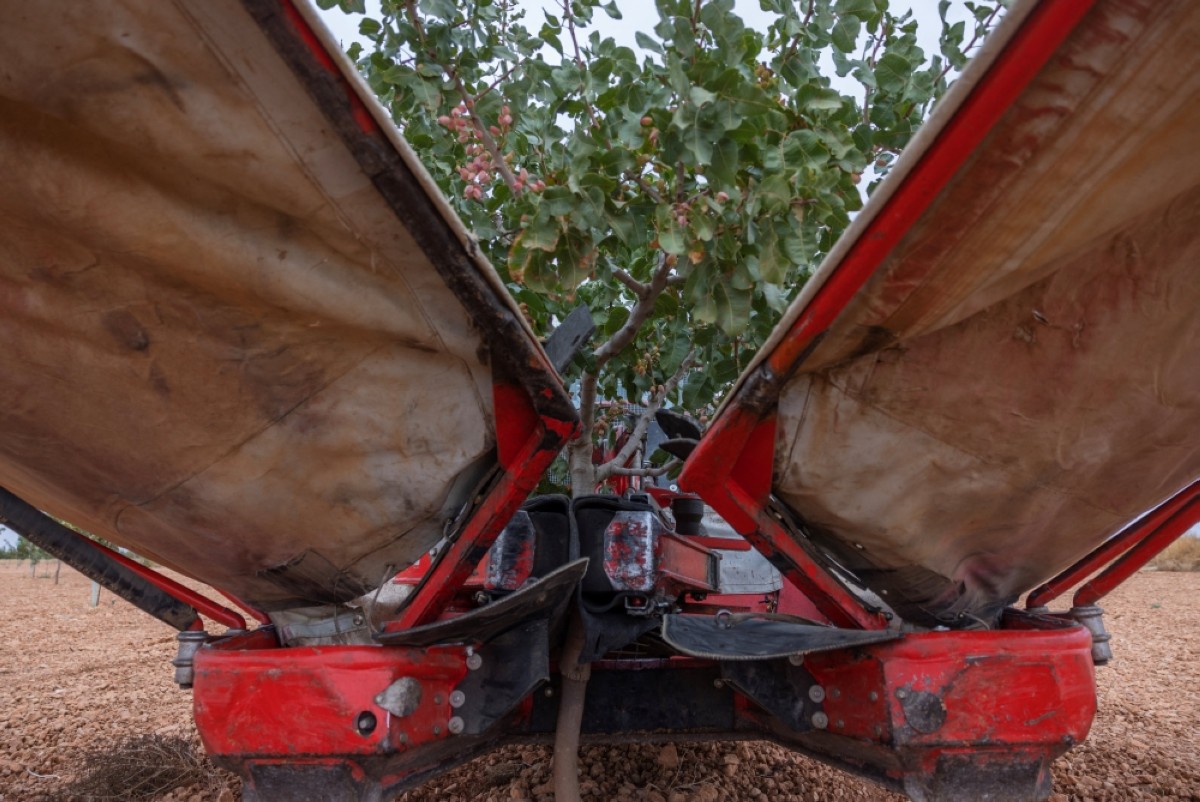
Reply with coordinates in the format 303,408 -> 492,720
214,589 -> 273,627
799,617 -> 1096,795
278,0 -> 379,134
1074,494 -> 1200,607
1027,480 -> 1200,609
683,417 -> 884,630
655,531 -> 719,596
391,382 -> 578,629
194,631 -> 470,757
85,537 -> 249,631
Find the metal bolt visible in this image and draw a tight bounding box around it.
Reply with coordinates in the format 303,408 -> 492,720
432,725 -> 441,736
808,685 -> 826,703
868,691 -> 878,702
466,652 -> 483,671
434,694 -> 444,706
830,688 -> 841,699
896,688 -> 907,700
543,687 -> 554,698
448,716 -> 465,735
713,679 -> 725,689
811,712 -> 829,730
449,690 -> 466,708
836,719 -> 844,729
788,653 -> 804,666
352,614 -> 365,627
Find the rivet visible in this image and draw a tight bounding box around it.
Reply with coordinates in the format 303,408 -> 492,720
811,712 -> 829,730
449,690 -> 466,708
432,725 -> 441,736
788,653 -> 804,666
808,685 -> 825,703
868,691 -> 878,702
466,653 -> 483,671
896,689 -> 908,700
836,719 -> 844,729
830,688 -> 841,699
448,716 -> 465,735
713,679 -> 725,689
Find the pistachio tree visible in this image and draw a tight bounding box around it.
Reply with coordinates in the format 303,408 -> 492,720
323,0 -> 1002,493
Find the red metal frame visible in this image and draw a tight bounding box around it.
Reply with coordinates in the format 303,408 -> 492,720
390,382 -> 578,629
192,604 -> 1096,801
85,537 -> 252,631
679,0 -> 1095,632
1027,480 -> 1199,609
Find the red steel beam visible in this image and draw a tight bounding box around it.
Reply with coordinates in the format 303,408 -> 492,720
1073,493 -> 1200,607
86,538 -> 250,631
392,383 -> 578,629
1027,480 -> 1200,609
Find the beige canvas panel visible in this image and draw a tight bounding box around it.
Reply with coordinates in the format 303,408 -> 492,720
0,1 -> 508,608
771,0 -> 1200,621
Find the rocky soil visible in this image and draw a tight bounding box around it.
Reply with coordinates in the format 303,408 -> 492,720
0,563 -> 1196,801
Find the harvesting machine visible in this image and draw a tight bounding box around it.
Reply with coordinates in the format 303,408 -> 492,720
1,1 -> 1197,800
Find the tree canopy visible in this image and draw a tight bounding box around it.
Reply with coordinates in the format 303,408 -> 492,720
320,0 -> 1003,489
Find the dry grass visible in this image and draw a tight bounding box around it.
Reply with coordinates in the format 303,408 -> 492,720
62,734 -> 220,801
1149,536 -> 1200,571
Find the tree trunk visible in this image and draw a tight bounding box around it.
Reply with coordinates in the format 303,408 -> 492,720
567,433 -> 595,497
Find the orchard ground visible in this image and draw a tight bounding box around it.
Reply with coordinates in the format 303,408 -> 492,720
0,562 -> 1196,801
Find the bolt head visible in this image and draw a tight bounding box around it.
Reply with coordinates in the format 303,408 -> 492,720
808,685 -> 826,703
448,716 -> 465,735
449,690 -> 466,708
811,712 -> 829,730
466,653 -> 483,671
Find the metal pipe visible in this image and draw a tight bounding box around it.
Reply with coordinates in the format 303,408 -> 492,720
1074,496 -> 1200,607
1027,480 -> 1199,609
0,487 -> 199,632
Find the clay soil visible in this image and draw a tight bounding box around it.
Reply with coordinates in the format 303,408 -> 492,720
0,563 -> 1196,802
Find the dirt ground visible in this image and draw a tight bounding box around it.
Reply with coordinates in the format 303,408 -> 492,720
0,562 -> 1196,801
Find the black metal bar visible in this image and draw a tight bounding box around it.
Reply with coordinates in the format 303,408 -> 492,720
0,487 -> 200,631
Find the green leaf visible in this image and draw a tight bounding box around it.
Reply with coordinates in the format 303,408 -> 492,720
541,186 -> 576,216
757,173 -> 791,215
875,52 -> 913,94
830,15 -> 861,53
709,138 -> 739,190
712,282 -> 752,335
635,31 -> 664,55
655,205 -> 687,256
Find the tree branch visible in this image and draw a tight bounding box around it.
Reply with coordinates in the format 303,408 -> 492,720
403,0 -> 523,194
612,266 -> 647,297
593,254 -> 674,366
562,0 -> 604,133
596,348 -> 696,482
604,459 -> 679,479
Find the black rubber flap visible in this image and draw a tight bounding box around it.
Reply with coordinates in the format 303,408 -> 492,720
376,558 -> 587,647
662,613 -> 898,661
